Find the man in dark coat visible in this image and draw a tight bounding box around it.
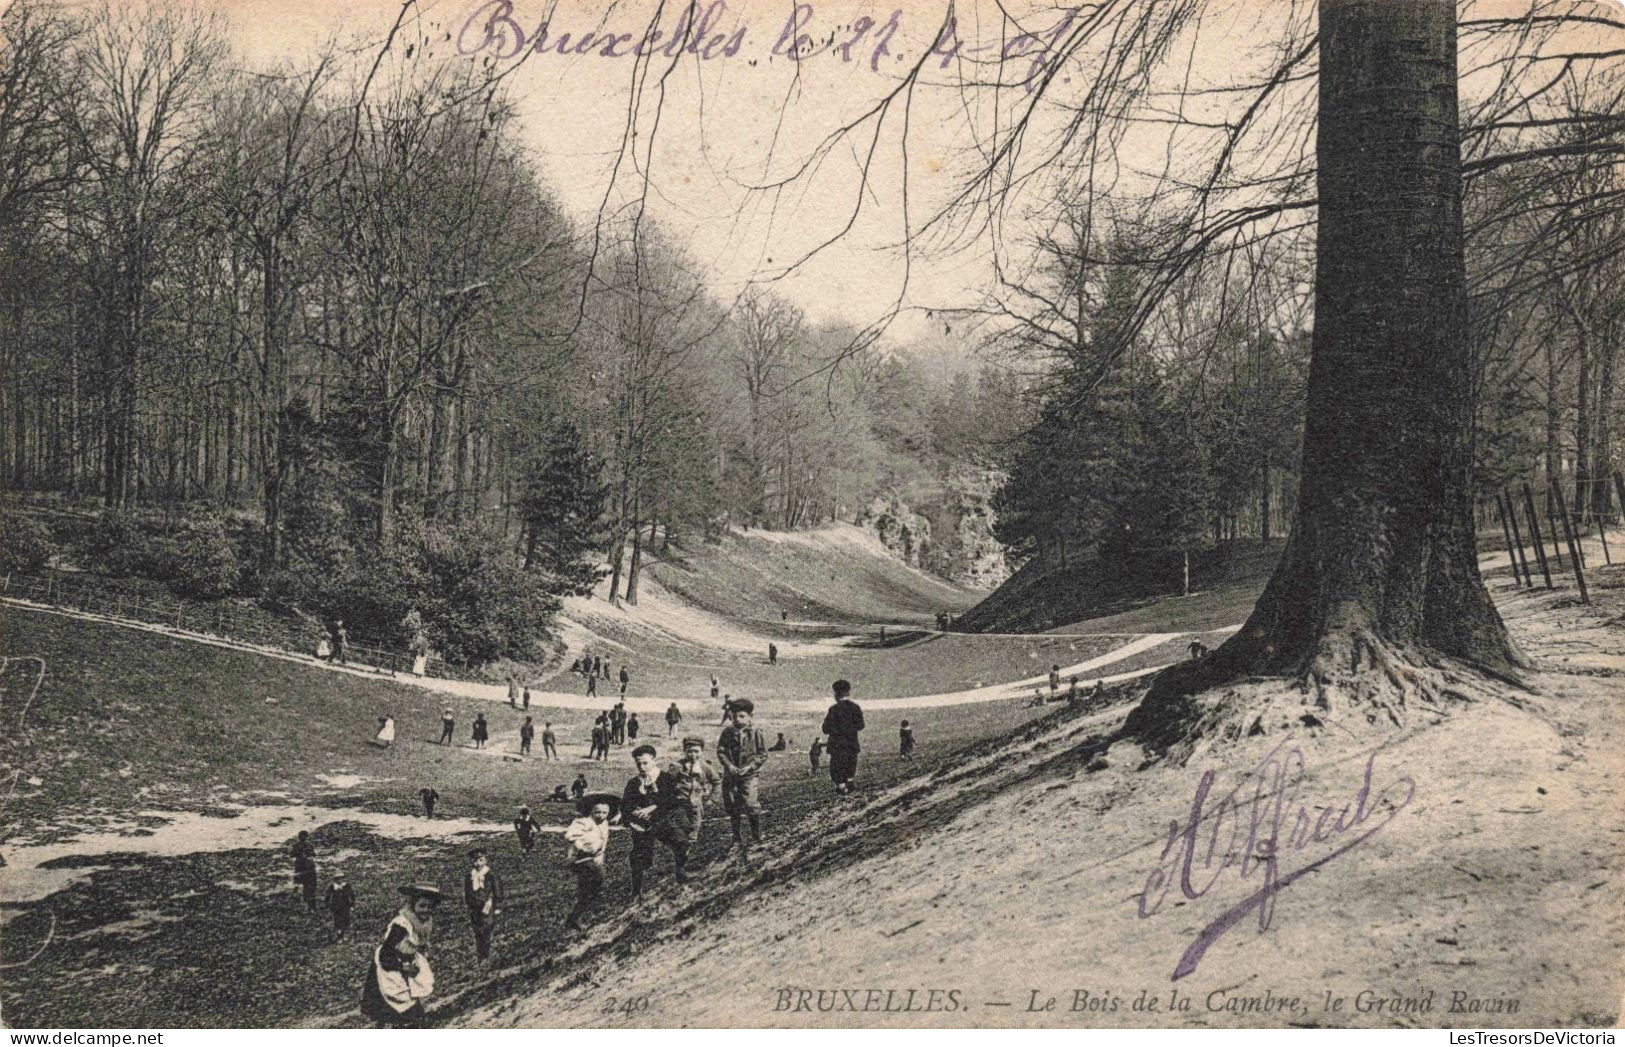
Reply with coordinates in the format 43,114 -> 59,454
820,679 -> 865,795
463,849 -> 503,961
519,716 -> 536,755
621,745 -> 690,897
514,806 -> 541,853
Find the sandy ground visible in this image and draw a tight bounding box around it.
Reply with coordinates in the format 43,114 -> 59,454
455,583 -> 1625,1029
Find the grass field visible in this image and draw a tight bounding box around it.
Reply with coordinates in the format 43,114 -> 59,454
0,606 -> 1073,1026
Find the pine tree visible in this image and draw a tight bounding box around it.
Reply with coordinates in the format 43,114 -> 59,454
519,423 -> 608,596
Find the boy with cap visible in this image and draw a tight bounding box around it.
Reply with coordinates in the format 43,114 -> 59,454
821,679 -> 865,795
621,744 -> 687,897
668,735 -> 720,867
717,699 -> 769,854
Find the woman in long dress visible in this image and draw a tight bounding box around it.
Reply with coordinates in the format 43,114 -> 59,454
374,716 -> 396,748
360,885 -> 441,1027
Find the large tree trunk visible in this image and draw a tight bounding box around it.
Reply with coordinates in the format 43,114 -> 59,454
1131,0 -> 1522,750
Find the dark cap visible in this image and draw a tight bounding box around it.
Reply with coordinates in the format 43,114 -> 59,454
731,698 -> 755,714
682,736 -> 705,748
398,884 -> 443,903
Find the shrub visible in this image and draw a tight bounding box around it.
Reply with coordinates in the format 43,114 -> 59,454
418,522 -> 557,665
81,512 -> 162,578
1,513 -> 56,572
165,516 -> 240,599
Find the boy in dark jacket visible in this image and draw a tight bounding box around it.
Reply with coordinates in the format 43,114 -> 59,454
325,872 -> 356,940
821,680 -> 865,795
717,700 -> 768,853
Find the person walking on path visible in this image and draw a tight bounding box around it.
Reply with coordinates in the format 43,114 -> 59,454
359,885 -> 440,1027
767,642 -> 777,665
519,716 -> 535,755
507,677 -> 521,708
472,713 -> 489,749
821,680 -> 865,795
627,713 -> 640,742
717,699 -> 769,855
522,686 -> 531,711
709,676 -> 720,703
542,722 -> 559,760
1067,677 -> 1081,706
563,802 -> 611,931
439,709 -> 455,745
462,849 -> 502,961
899,720 -> 915,761
611,703 -> 627,746
291,830 -> 318,912
514,806 -> 541,853
718,694 -> 734,726
618,665 -> 631,697
419,786 -> 439,819
591,655 -> 602,678
586,671 -> 598,698
667,701 -> 683,737
809,738 -> 824,775
325,871 -> 356,941
332,620 -> 349,665
1048,665 -> 1061,697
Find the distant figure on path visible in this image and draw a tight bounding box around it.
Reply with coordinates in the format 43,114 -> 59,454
463,849 -> 502,961
899,720 -> 915,760
781,610 -> 788,622
611,703 -> 627,746
419,786 -> 439,819
471,713 -> 489,749
514,806 -> 541,853
717,699 -> 768,854
332,620 -> 349,665
1092,680 -> 1106,699
439,709 -> 455,745
627,713 -> 641,741
710,676 -> 720,702
1188,639 -> 1208,660
768,642 -> 778,665
508,677 -> 521,708
325,871 -> 356,941
522,686 -> 531,710
563,802 -> 611,931
666,702 -> 683,737
542,722 -> 559,760
1067,677 -> 1081,706
591,655 -> 602,678
359,885 -> 440,1027
719,694 -> 734,726
618,665 -> 631,696
519,716 -> 535,755
1049,665 -> 1061,696
291,830 -> 318,911
374,716 -> 396,748
809,738 -> 824,775
821,679 -> 865,796
316,633 -> 332,661
571,775 -> 589,801
586,672 -> 598,698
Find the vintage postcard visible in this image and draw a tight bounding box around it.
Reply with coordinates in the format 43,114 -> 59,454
1,0 -> 1622,1034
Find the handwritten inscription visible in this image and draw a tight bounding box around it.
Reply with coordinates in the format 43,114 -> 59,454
1137,738 -> 1416,981
456,1 -> 1077,86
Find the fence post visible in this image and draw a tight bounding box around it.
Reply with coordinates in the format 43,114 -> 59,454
1494,493 -> 1522,588
1521,483 -> 1554,590
1503,490 -> 1533,587
1549,477 -> 1590,605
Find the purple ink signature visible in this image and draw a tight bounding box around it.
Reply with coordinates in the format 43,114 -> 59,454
455,1 -> 1077,88
1136,738 -> 1416,981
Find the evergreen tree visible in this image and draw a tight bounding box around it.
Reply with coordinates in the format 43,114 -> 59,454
519,423 -> 608,596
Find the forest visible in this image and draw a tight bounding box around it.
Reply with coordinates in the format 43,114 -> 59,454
1,0 -> 1621,672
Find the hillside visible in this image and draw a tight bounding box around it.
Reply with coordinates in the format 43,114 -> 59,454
957,541 -> 1285,635
455,571 -> 1625,1029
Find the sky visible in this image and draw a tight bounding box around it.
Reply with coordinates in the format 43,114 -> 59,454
194,0 -> 1619,352
199,0 -> 1251,349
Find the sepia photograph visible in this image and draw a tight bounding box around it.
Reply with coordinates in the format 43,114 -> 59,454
1,0 -> 1623,1032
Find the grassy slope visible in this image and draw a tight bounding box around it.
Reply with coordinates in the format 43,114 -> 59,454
0,606 -> 1063,1027
645,525 -> 975,628
458,578 -> 1625,1030
959,540 -> 1284,635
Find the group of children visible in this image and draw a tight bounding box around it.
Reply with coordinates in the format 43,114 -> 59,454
586,703 -> 640,759
571,652 -> 632,699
